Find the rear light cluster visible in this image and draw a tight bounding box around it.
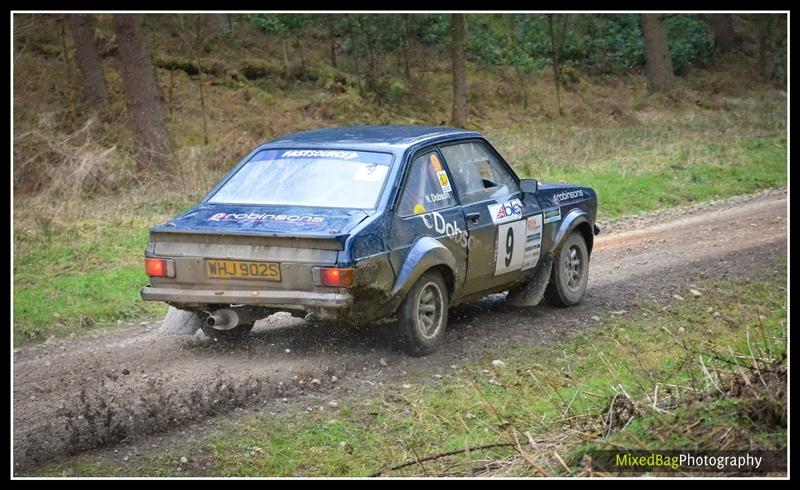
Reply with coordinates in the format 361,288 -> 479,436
145,258 -> 176,278
317,267 -> 354,287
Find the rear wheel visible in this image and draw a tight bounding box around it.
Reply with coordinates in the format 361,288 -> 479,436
396,270 -> 449,356
159,306 -> 204,335
545,231 -> 589,307
201,323 -> 254,342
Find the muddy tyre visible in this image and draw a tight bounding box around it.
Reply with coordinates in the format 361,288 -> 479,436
396,270 -> 449,356
201,323 -> 254,342
545,231 -> 589,307
159,306 -> 204,335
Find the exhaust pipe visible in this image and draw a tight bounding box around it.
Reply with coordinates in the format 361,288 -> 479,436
206,309 -> 240,331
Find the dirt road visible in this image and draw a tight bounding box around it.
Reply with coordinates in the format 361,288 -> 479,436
13,190 -> 788,471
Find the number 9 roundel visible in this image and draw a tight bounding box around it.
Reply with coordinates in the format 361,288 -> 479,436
495,220 -> 526,276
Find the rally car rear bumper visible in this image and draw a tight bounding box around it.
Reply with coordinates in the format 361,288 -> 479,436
140,286 -> 353,309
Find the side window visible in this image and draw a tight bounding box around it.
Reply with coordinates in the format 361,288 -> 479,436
397,151 -> 458,217
440,141 -> 519,205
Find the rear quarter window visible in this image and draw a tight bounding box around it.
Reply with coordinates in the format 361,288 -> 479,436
397,152 -> 458,217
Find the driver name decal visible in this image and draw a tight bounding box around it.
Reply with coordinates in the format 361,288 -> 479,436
425,191 -> 451,204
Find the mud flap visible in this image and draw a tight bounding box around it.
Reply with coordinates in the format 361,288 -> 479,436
506,252 -> 555,307
158,306 -> 204,335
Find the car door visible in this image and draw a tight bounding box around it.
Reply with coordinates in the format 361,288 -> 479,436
440,139 -> 543,296
389,148 -> 469,291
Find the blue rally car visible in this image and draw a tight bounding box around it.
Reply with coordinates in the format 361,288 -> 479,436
141,126 -> 599,355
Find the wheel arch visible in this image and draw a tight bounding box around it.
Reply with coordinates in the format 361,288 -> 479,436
552,209 -> 594,259
573,221 -> 594,258
391,236 -> 460,301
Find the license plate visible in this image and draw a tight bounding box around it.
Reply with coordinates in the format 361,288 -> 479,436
206,259 -> 281,281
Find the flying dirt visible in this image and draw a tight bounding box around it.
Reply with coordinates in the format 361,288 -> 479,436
13,189 -> 787,472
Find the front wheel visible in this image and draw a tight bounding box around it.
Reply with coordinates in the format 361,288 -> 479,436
396,270 -> 449,356
545,231 -> 589,307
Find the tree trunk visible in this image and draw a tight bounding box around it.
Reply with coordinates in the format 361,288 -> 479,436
67,14 -> 108,107
214,14 -> 232,36
295,38 -> 306,72
113,14 -> 171,167
759,15 -> 778,79
281,37 -> 290,75
518,68 -> 529,110
451,14 -> 467,127
167,68 -> 174,115
401,14 -> 412,82
709,14 -> 735,53
195,16 -> 209,145
547,14 -> 566,116
328,21 -> 337,68
640,14 -> 674,93
364,26 -> 377,95
59,17 -> 76,126
347,19 -> 363,95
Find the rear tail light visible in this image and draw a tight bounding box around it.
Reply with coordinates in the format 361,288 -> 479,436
317,267 -> 354,287
145,258 -> 176,278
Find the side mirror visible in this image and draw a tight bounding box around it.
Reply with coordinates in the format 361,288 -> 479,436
520,178 -> 538,194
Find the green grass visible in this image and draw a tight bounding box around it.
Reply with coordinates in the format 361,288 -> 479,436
12,201 -> 192,345
13,266 -> 164,344
37,270 -> 786,477
545,136 -> 786,220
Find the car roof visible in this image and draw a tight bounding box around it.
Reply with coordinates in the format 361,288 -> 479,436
258,125 -> 483,154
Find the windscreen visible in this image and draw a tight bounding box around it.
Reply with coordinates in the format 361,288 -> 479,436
208,149 -> 394,209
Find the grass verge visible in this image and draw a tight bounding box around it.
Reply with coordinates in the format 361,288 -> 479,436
532,136 -> 786,220
12,196 -> 194,345
37,266 -> 787,477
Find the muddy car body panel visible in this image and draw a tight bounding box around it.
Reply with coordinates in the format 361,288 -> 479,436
141,125 -> 599,328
